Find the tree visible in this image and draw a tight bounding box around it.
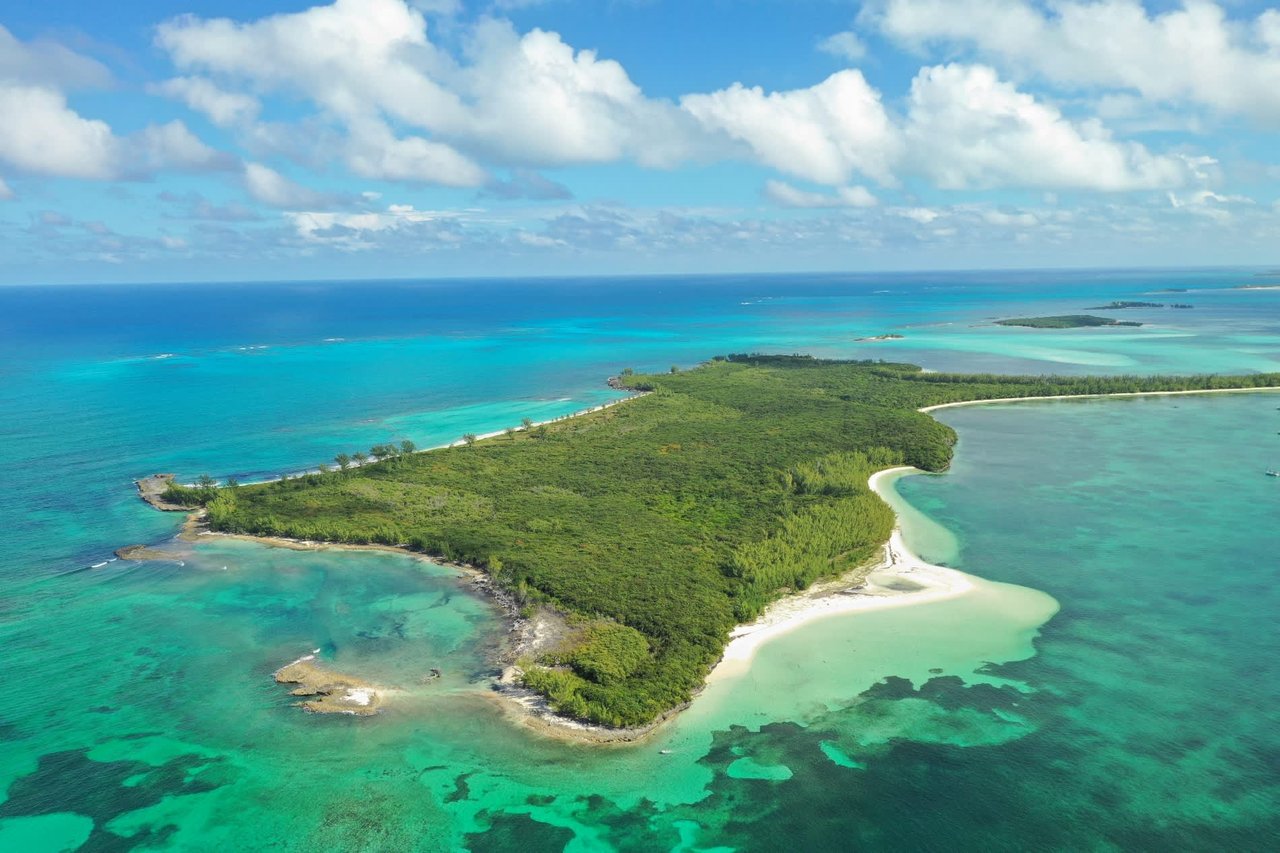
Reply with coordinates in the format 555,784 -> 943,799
196,474 -> 217,489
621,367 -> 634,377
353,451 -> 368,466
225,477 -> 240,489
521,417 -> 534,431
400,439 -> 416,456
670,365 -> 680,374
506,427 -> 517,440
335,453 -> 351,470
462,433 -> 478,448
535,424 -> 549,439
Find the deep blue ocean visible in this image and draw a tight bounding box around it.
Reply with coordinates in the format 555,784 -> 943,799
1,270 -> 1277,850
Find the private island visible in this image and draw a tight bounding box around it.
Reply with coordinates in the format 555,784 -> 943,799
995,315 -> 1144,328
143,356 -> 1280,733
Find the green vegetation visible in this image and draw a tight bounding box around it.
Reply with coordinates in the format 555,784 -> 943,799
1088,301 -> 1165,310
187,355 -> 1280,727
996,315 -> 1143,329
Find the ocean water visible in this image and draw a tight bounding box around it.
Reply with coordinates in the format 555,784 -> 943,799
0,270 -> 1277,850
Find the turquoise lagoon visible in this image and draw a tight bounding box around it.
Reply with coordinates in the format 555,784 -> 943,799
0,271 -> 1277,850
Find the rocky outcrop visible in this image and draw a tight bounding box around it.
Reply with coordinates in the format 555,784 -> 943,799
274,658 -> 383,716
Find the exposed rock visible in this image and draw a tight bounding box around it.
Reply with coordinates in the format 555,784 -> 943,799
135,474 -> 188,511
273,658 -> 383,716
114,544 -> 182,561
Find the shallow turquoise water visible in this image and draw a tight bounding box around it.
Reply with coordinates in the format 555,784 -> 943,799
1,272 -> 1278,849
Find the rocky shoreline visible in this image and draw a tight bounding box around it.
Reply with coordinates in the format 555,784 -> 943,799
134,474 -> 190,512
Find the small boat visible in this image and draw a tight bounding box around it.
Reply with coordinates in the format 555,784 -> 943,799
659,749 -> 673,755
1267,470 -> 1280,477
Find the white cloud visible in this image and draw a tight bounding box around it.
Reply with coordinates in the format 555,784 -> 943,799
244,162 -> 332,207
982,209 -> 1039,227
286,203 -> 463,249
0,24 -> 111,88
0,177 -> 12,200
869,0 -> 1280,123
154,77 -> 260,127
156,4 -> 699,178
896,207 -> 941,224
452,20 -> 699,168
0,84 -> 230,180
131,121 -> 233,174
156,0 -> 481,183
682,70 -> 899,185
904,64 -> 1189,191
0,85 -> 118,178
1168,189 -> 1254,222
344,120 -> 487,185
818,31 -> 868,62
764,180 -> 877,208
0,29 -> 232,182
150,0 -> 1205,197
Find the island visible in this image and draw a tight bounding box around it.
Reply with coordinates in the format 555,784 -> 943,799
152,356 -> 1280,732
855,334 -> 904,342
995,315 -> 1143,329
1088,301 -> 1193,310
1087,301 -> 1164,310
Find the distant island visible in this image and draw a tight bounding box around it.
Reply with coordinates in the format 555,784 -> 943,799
1088,301 -> 1164,309
855,334 -> 904,342
996,315 -> 1144,329
1234,284 -> 1280,291
1087,300 -> 1192,310
148,356 -> 1280,732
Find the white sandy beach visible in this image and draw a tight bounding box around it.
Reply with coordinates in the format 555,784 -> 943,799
709,466 -> 978,682
920,385 -> 1280,413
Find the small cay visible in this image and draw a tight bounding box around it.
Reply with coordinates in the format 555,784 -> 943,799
274,658 -> 383,716
114,544 -> 182,561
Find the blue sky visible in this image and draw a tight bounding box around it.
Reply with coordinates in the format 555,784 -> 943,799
1,0 -> 1278,283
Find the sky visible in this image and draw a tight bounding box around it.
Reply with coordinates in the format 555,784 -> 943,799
1,0 -> 1279,284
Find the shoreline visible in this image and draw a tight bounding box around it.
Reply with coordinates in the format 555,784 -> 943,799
131,383 -> 1280,744
705,467 -> 976,686
920,385 -> 1280,413
155,389 -> 645,492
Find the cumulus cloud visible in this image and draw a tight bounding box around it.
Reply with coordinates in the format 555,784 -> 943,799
0,85 -> 118,178
132,121 -> 235,174
153,76 -> 260,127
904,64 -> 1190,191
148,0 -> 1205,197
764,180 -> 878,208
818,31 -> 868,62
244,162 -> 337,208
868,0 -> 1280,123
451,19 -> 700,168
0,24 -> 111,88
682,70 -> 899,185
0,86 -> 231,179
155,3 -> 699,180
0,32 -> 231,181
0,177 -> 12,200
